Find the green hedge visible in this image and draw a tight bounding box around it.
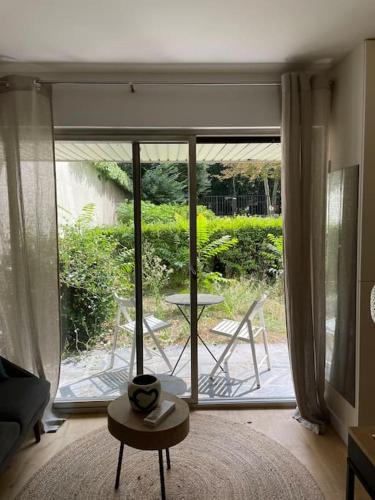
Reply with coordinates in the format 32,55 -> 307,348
117,201 -> 215,225
100,215 -> 283,281
206,217 -> 283,277
59,214 -> 283,352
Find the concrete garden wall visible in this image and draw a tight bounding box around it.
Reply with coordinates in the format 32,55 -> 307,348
56,161 -> 126,226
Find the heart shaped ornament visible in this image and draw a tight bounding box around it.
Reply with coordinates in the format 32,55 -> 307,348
128,374 -> 161,412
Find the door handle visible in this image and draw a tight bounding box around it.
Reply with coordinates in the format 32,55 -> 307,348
190,265 -> 197,277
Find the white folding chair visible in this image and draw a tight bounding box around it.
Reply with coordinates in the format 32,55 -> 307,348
110,292 -> 173,378
209,294 -> 271,388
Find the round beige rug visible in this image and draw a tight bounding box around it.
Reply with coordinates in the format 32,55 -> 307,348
17,414 -> 323,499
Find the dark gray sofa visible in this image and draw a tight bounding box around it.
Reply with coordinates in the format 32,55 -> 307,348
0,357 -> 50,472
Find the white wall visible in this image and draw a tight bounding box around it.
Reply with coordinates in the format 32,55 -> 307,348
52,83 -> 281,129
56,161 -> 126,226
329,47 -> 365,171
0,64 -> 283,129
326,43 -> 365,441
327,40 -> 375,441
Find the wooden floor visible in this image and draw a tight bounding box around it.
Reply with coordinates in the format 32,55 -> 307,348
0,409 -> 369,500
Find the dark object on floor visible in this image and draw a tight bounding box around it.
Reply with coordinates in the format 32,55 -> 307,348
347,426 -> 375,499
0,357 -> 50,473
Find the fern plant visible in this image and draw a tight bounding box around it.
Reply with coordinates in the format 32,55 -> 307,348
173,213 -> 238,290
260,233 -> 284,278
196,214 -> 238,290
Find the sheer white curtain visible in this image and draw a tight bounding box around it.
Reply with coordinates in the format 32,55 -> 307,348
281,73 -> 331,433
0,75 -> 61,428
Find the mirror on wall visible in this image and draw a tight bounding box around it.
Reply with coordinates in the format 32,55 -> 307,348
325,165 -> 359,406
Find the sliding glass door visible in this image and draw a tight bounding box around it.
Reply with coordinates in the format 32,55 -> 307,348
136,140 -> 197,400
56,141 -> 137,402
55,137 -> 198,404
55,134 -> 293,407
194,139 -> 290,401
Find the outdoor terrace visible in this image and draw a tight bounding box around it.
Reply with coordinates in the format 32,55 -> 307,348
57,342 -> 294,402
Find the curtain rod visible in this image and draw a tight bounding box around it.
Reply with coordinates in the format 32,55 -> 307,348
0,79 -> 281,92
38,81 -> 281,86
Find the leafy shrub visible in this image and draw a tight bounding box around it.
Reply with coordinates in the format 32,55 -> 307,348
59,205 -> 133,352
259,233 -> 284,278
195,214 -> 238,289
142,241 -> 172,298
207,217 -> 283,278
59,207 -> 283,352
94,162 -> 132,193
117,201 -> 215,225
102,215 -> 283,283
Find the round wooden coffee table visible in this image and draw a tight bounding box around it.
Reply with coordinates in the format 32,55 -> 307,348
107,391 -> 189,499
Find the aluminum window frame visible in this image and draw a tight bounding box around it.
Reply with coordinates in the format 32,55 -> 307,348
53,128 -> 295,412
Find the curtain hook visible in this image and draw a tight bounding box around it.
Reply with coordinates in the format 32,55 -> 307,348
33,80 -> 42,91
129,82 -> 135,93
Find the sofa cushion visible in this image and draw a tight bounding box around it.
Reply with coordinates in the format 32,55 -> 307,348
0,421 -> 21,464
0,358 -> 9,381
0,377 -> 50,431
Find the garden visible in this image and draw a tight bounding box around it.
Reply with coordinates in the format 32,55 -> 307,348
58,201 -> 285,358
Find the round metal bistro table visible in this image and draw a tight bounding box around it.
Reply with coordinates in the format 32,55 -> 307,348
107,391 -> 189,499
165,293 -> 224,310
165,293 -> 225,374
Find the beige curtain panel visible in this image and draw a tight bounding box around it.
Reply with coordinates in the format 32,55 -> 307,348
0,75 -> 61,427
281,73 -> 331,433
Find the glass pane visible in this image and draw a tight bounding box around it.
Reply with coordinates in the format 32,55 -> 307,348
140,142 -> 191,398
194,141 -> 292,401
56,142 -> 136,401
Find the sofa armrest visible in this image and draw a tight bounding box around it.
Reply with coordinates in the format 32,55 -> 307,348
0,357 -> 35,378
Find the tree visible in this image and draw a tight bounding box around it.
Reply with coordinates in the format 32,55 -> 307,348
164,161 -> 211,199
141,164 -> 187,204
217,160 -> 281,215
120,162 -> 211,204
194,162 -> 211,199
120,162 -> 186,204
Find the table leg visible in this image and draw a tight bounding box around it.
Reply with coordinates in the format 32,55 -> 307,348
158,449 -> 166,500
346,458 -> 355,500
197,306 -> 206,322
171,303 -> 225,374
115,442 -> 125,490
171,333 -> 226,375
165,448 -> 171,470
171,335 -> 191,375
177,305 -> 191,324
198,334 -> 225,372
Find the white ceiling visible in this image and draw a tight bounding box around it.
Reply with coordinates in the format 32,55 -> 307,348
0,0 -> 374,65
